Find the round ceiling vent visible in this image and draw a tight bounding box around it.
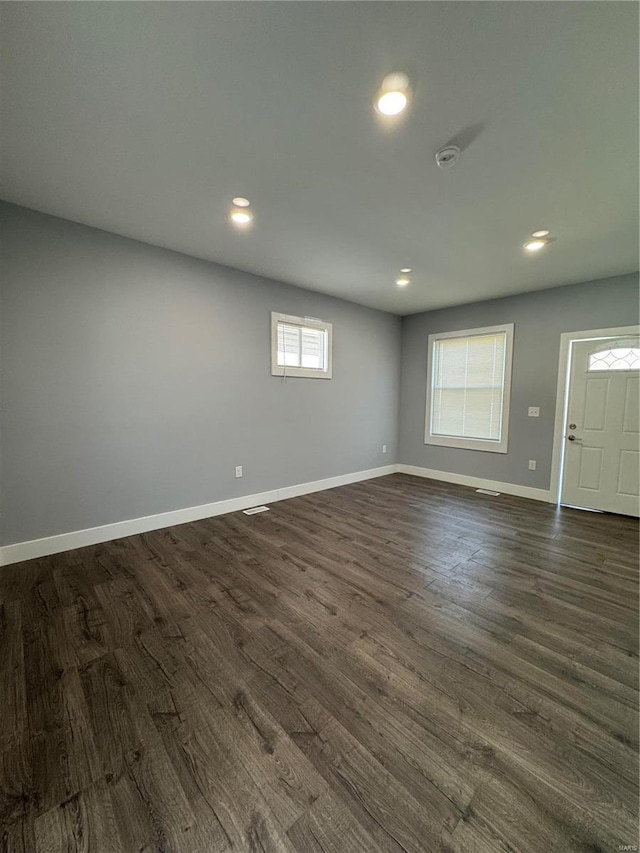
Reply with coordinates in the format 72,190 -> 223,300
435,145 -> 460,169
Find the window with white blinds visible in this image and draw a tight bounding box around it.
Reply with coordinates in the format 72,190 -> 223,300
425,324 -> 514,453
271,313 -> 332,379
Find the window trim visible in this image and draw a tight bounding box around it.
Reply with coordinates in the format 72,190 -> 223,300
270,312 -> 333,379
424,323 -> 514,454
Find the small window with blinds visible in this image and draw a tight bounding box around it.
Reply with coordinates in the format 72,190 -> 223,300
425,324 -> 514,453
271,312 -> 332,379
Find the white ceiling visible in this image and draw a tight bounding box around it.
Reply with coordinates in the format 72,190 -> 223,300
1,2 -> 637,315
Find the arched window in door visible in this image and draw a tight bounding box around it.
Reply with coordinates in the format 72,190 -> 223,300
588,339 -> 640,371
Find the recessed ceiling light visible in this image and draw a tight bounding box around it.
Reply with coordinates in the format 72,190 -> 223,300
400,267 -> 412,273
375,72 -> 411,116
232,197 -> 251,208
377,91 -> 408,116
531,229 -> 550,238
396,276 -> 410,287
230,208 -> 253,226
523,239 -> 547,252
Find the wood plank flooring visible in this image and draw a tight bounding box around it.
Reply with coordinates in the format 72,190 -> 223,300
0,473 -> 638,852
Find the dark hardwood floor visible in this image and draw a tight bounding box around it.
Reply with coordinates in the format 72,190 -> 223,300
1,473 -> 638,853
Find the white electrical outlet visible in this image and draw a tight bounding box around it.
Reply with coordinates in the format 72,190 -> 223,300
528,407 -> 540,418
382,445 -> 387,454
528,460 -> 537,471
235,465 -> 243,478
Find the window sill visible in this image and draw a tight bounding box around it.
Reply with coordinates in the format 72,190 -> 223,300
424,434 -> 508,454
271,366 -> 332,379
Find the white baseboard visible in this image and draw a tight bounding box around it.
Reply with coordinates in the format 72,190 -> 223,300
396,464 -> 553,503
0,462 -> 554,567
0,465 -> 397,567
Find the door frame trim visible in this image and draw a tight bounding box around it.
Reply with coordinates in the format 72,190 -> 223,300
549,324 -> 640,505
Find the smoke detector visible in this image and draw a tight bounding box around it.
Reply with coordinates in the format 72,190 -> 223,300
435,145 -> 460,169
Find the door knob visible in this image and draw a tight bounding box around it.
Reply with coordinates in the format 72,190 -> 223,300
567,434 -> 576,441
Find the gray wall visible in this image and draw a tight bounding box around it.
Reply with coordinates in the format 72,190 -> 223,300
3,200 -> 637,546
0,203 -> 401,545
399,273 -> 640,490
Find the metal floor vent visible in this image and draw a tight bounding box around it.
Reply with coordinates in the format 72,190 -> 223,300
243,505 -> 270,515
476,488 -> 501,496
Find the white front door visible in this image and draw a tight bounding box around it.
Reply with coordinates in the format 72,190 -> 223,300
561,337 -> 640,516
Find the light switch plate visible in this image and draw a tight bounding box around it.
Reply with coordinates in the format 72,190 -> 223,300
528,407 -> 540,417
